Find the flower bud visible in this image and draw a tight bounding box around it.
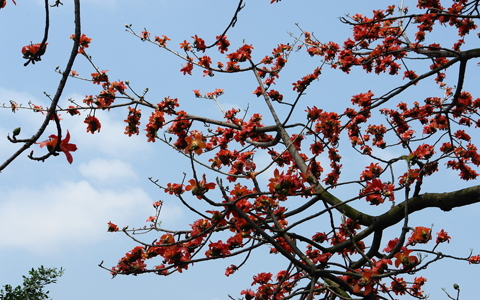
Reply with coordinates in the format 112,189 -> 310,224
12,127 -> 21,136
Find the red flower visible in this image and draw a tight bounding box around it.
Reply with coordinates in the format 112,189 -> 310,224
352,271 -> 374,296
360,163 -> 383,181
145,216 -> 156,223
394,247 -> 419,269
240,290 -> 254,300
67,105 -> 80,116
205,240 -> 231,258
312,232 -> 328,243
407,226 -> 431,246
180,62 -> 194,75
192,90 -> 202,97
191,35 -> 206,52
267,169 -> 304,196
179,40 -> 191,51
436,229 -> 451,244
140,30 -> 150,40
226,44 -> 253,62
225,264 -> 237,277
403,70 -> 418,81
216,35 -> 230,53
91,70 -> 109,84
39,130 -> 78,164
252,272 -> 273,284
164,182 -> 184,195
361,179 -> 395,205
468,254 -> 480,264
107,221 -> 119,232
305,246 -> 331,264
390,277 -> 407,295
112,81 -> 127,93
412,144 -> 435,160
21,43 -> 48,58
383,238 -> 399,253
154,35 -> 170,46
204,88 -> 224,98
84,115 -> 101,134
124,107 -> 141,136
70,33 -> 92,53
185,174 -> 216,199
184,132 -> 206,155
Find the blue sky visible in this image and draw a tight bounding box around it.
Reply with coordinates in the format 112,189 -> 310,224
0,0 -> 479,299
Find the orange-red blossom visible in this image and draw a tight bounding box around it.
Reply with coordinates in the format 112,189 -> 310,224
185,174 -> 216,199
107,221 -> 119,232
21,43 -> 48,58
394,247 -> 419,269
70,33 -> 92,53
185,132 -> 207,155
39,130 -> 78,164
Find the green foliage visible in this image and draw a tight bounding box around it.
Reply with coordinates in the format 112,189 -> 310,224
0,266 -> 63,300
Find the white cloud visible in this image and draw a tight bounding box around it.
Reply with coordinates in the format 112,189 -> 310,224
0,86 -> 38,105
78,158 -> 138,183
156,203 -> 184,228
0,180 -> 153,254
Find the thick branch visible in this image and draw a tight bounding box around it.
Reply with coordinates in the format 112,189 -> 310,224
326,184 -> 480,254
376,184 -> 480,227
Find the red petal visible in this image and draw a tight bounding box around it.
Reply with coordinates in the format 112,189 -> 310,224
63,130 -> 71,143
64,151 -> 74,164
65,144 -> 78,152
